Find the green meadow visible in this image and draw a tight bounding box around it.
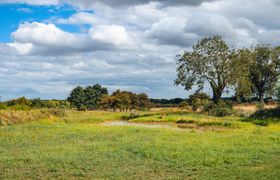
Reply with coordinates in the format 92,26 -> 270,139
0,109 -> 280,179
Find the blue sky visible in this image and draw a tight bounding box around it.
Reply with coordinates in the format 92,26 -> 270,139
0,0 -> 280,100
0,4 -> 78,42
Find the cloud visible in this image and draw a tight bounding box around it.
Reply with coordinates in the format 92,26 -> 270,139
12,22 -> 77,46
146,17 -> 199,47
10,22 -> 130,55
185,12 -> 236,38
89,25 -> 129,46
7,42 -> 34,55
1,0 -> 280,100
0,0 -> 219,7
17,7 -> 33,13
56,12 -> 97,25
66,0 -> 218,8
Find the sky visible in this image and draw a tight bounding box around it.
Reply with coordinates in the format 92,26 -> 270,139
0,0 -> 280,100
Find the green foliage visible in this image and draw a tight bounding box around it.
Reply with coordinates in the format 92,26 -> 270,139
68,84 -> 108,110
100,90 -> 150,111
230,49 -> 253,102
2,97 -> 71,110
6,96 -> 31,106
150,98 -> 185,108
84,84 -> 108,110
249,45 -> 280,102
78,105 -> 87,111
175,36 -> 233,103
250,108 -> 280,122
9,104 -> 31,110
121,111 -> 140,120
189,92 -> 210,111
203,101 -> 234,117
68,86 -> 86,109
275,86 -> 280,106
253,120 -> 269,126
30,99 -> 71,109
176,119 -> 195,124
178,101 -> 189,109
0,103 -> 8,110
137,93 -> 150,110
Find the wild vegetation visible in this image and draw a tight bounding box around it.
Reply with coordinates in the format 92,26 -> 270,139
1,36 -> 280,179
0,108 -> 280,179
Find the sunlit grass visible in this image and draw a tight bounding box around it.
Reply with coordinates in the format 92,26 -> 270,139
0,109 -> 280,179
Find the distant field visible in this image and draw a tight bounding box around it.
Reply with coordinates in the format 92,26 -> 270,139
0,108 -> 280,179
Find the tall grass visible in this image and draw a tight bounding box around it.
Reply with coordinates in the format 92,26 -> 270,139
0,109 -> 66,126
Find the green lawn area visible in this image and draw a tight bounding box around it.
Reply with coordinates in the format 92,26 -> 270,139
0,110 -> 280,179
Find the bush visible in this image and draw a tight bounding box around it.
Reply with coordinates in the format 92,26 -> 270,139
203,101 -> 234,117
122,111 -> 140,120
78,105 -> 87,111
189,92 -> 210,111
176,119 -> 195,124
9,104 -> 31,110
253,120 -> 269,126
178,101 -> 189,109
250,108 -> 280,121
0,103 -> 8,110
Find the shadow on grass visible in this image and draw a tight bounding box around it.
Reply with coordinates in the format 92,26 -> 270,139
242,108 -> 280,126
121,111 -> 192,121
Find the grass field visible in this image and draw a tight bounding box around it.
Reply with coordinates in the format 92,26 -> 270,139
0,109 -> 280,179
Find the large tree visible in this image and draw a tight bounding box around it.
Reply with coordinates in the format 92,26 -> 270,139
249,45 -> 280,102
175,36 -> 233,103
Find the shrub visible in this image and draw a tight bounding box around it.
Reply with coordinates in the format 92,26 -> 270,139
178,101 -> 189,109
9,104 -> 31,110
176,119 -> 195,124
0,103 -> 8,110
250,108 -> 280,121
78,105 -> 87,111
253,120 -> 269,126
196,121 -> 232,127
203,101 -> 234,117
122,111 -> 140,120
189,92 -> 210,111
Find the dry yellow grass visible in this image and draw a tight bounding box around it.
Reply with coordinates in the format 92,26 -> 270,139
233,104 -> 277,115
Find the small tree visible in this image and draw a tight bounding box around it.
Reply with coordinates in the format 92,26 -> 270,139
189,92 -> 210,111
175,36 -> 233,103
100,95 -> 114,110
230,49 -> 253,103
111,90 -> 132,111
178,101 -> 189,109
137,93 -> 150,110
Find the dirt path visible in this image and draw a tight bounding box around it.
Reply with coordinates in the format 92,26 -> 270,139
100,121 -> 196,131
100,121 -> 234,132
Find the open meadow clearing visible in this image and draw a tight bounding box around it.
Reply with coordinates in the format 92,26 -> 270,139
0,109 -> 280,179
2,1 -> 280,179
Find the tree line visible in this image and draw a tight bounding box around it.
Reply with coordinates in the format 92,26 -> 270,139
67,84 -> 150,111
175,36 -> 280,104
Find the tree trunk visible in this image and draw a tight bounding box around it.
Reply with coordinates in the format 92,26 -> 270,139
213,88 -> 223,104
259,92 -> 264,104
